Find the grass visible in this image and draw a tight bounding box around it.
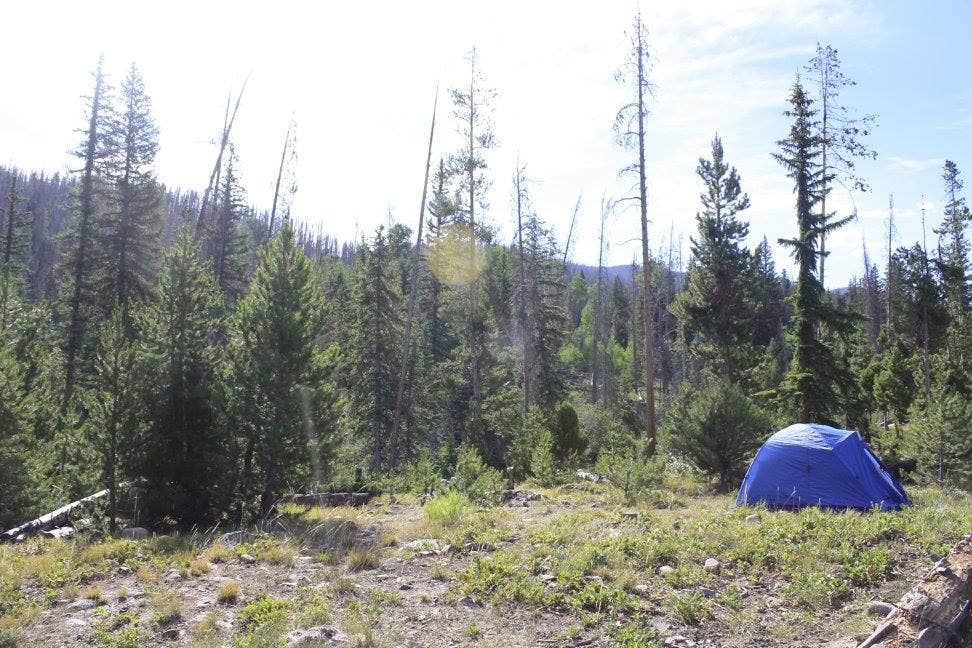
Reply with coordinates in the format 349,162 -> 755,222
422,491 -> 471,530
149,588 -> 183,626
217,580 -> 241,603
346,547 -> 380,572
238,596 -> 291,630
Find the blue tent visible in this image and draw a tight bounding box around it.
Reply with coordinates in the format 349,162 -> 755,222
736,423 -> 910,511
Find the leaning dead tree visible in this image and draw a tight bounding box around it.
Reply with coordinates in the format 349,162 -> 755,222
387,85 -> 439,470
268,117 -> 297,237
196,79 -> 248,236
615,12 -> 657,455
2,488 -> 112,542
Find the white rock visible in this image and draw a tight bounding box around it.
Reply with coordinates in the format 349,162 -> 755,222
867,600 -> 894,616
634,583 -> 650,595
66,617 -> 88,627
120,527 -> 149,539
745,514 -> 761,523
239,553 -> 257,564
658,565 -> 675,576
703,558 -> 720,572
69,599 -> 98,610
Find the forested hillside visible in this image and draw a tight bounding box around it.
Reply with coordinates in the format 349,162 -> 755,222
0,24 -> 969,541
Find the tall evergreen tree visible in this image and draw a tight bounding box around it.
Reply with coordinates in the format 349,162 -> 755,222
348,227 -> 401,471
99,63 -> 161,327
61,56 -> 115,409
773,81 -> 857,424
0,174 -> 29,330
230,225 -> 336,517
672,135 -> 754,383
133,229 -> 227,528
936,161 -> 971,317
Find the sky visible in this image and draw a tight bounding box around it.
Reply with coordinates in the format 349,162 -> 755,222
1,0 -> 970,287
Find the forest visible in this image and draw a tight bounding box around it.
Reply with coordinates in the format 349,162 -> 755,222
0,18 -> 969,535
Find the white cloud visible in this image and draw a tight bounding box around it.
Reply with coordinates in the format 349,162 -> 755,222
887,155 -> 945,173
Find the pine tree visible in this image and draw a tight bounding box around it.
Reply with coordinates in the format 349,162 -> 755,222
86,311 -> 139,532
99,64 -> 161,328
936,161 -> 971,319
0,174 -> 29,330
61,56 -> 115,409
0,330 -> 41,528
804,44 -> 877,285
773,81 -> 857,424
208,147 -> 251,303
610,276 -> 630,348
230,225 -> 336,517
133,229 -> 227,527
672,135 -> 754,383
524,210 -> 566,411
348,227 -> 401,471
449,48 -> 496,416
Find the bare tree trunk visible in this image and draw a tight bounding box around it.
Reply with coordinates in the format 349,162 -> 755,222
886,194 -> 894,332
196,80 -> 247,236
467,62 -> 482,415
267,121 -> 293,238
635,21 -> 657,456
591,201 -> 606,403
818,63 -> 829,286
515,164 -> 532,414
388,86 -> 438,470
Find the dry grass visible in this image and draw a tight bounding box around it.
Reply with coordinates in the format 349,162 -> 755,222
346,547 -> 380,572
217,580 -> 241,603
149,588 -> 183,626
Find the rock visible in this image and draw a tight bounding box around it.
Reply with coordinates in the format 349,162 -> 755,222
164,569 -> 183,583
160,627 -> 182,640
634,583 -> 650,595
463,541 -> 495,553
403,538 -> 440,553
502,489 -> 542,505
867,600 -> 894,616
823,639 -> 858,648
239,553 -> 257,564
220,530 -> 248,547
658,565 -> 675,576
66,618 -> 88,628
620,510 -> 638,520
664,636 -> 690,647
69,598 -> 98,610
215,619 -> 235,633
698,586 -> 716,598
745,514 -> 761,523
703,558 -> 720,573
287,626 -> 346,646
120,527 -> 149,539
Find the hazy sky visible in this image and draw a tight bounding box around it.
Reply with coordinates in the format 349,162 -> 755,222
2,0 -> 970,286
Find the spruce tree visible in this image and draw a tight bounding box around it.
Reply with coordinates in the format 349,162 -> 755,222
231,224 -> 336,517
100,63 -> 162,328
61,56 -> 115,408
0,330 -> 41,527
0,174 -> 29,330
672,135 -> 754,383
86,311 -> 139,532
133,229 -> 227,527
208,148 -> 251,303
773,81 -> 857,424
348,227 -> 401,470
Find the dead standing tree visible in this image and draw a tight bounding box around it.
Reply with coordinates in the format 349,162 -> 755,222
268,117 -> 297,238
514,161 -> 534,414
196,79 -> 248,238
615,13 -> 657,456
388,86 -> 439,470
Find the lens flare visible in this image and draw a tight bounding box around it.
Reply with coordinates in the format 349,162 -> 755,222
426,222 -> 486,286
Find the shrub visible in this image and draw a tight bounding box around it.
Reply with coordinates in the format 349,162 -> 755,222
551,401 -> 586,462
0,629 -> 23,648
666,378 -> 771,491
423,491 -> 471,529
451,445 -> 504,503
238,596 -> 291,630
530,425 -> 557,487
594,446 -> 663,503
149,588 -> 183,625
346,548 -> 380,572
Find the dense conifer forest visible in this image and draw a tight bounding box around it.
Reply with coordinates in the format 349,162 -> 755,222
0,22 -> 969,538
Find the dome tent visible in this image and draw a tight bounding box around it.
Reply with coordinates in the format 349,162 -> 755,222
736,423 -> 910,511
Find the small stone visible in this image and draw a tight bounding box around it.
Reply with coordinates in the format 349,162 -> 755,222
66,617 -> 88,627
665,636 -> 688,647
658,565 -> 675,576
287,626 -> 340,646
215,619 -> 234,633
239,553 -> 257,564
620,510 -> 638,519
698,586 -> 716,598
745,514 -> 761,523
867,600 -> 894,616
164,570 -> 183,583
69,598 -> 98,610
703,558 -> 720,573
160,627 -> 182,640
120,527 -> 149,539
634,583 -> 650,595
220,530 -> 247,546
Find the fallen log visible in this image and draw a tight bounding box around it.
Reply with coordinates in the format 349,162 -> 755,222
2,489 -> 110,542
856,533 -> 972,648
290,491 -> 376,507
